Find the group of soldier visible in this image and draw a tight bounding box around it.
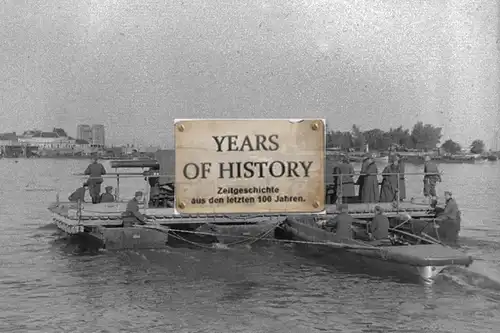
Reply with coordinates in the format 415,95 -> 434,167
67,155 -> 458,234
68,157 -> 147,226
331,153 -> 442,204
68,157 -> 114,204
322,153 -> 461,242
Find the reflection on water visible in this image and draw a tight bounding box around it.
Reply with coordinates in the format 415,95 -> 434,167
1,158 -> 500,332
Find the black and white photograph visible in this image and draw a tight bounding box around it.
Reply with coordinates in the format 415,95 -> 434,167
0,0 -> 499,332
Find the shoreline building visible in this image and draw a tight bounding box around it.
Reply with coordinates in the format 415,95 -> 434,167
77,125 -> 92,142
91,124 -> 105,147
77,124 -> 105,148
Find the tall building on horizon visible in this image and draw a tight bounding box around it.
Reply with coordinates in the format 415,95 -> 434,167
76,124 -> 92,142
77,124 -> 105,146
91,124 -> 105,146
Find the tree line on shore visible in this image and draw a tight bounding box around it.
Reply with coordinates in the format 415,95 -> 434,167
23,125 -> 487,155
326,121 -> 486,154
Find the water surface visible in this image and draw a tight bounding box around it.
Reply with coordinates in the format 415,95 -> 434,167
1,158 -> 499,332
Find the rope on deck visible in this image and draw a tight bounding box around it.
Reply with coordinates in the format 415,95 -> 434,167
149,220 -> 282,249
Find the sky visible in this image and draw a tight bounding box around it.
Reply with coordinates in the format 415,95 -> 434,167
0,0 -> 498,148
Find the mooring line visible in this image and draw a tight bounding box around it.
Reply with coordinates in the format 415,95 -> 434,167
149,223 -> 383,251
161,220 -> 282,249
167,232 -> 220,250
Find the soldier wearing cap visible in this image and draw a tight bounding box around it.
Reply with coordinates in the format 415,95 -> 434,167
436,191 -> 459,219
318,203 -> 354,239
435,191 -> 461,243
100,185 -> 115,203
379,156 -> 399,202
84,156 -> 107,204
358,154 -> 379,203
355,205 -> 390,241
369,205 -> 390,240
122,191 -> 147,227
356,153 -> 371,199
333,155 -> 356,202
423,155 -> 441,203
395,153 -> 406,201
68,182 -> 88,202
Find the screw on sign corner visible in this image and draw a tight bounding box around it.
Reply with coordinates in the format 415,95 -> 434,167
177,124 -> 185,132
311,122 -> 321,131
313,201 -> 320,208
177,201 -> 186,209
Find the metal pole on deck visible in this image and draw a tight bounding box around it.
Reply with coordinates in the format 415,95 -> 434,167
143,181 -> 150,213
396,173 -> 400,212
77,199 -> 82,225
116,174 -> 120,201
339,176 -> 343,205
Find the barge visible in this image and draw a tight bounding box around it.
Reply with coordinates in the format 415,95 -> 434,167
49,201 -> 285,250
49,151 -> 284,251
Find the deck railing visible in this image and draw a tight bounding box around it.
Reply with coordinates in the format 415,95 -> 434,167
325,171 -> 442,205
72,172 -> 173,205
72,170 -> 442,211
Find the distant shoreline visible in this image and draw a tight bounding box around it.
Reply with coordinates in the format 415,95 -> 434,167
0,156 -> 140,160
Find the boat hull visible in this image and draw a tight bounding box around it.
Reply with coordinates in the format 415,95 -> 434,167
50,202 -> 281,251
279,216 -> 472,284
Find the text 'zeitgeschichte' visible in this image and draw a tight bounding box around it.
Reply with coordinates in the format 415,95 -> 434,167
189,186 -> 306,206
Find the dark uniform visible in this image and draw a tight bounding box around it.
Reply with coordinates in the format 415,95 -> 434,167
360,160 -> 379,203
423,160 -> 441,197
145,166 -> 160,188
356,156 -> 371,199
69,185 -> 87,202
100,193 -> 114,203
144,166 -> 160,204
122,192 -> 146,227
370,214 -> 390,240
334,159 -> 356,200
99,186 -> 114,203
84,160 -> 107,204
325,207 -> 354,239
397,156 -> 406,200
436,193 -> 460,242
379,163 -> 399,202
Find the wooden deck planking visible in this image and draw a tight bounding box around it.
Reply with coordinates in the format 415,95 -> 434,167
50,199 -> 435,229
53,213 -> 286,227
75,201 -> 433,216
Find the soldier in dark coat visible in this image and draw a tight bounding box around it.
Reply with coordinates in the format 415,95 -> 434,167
122,191 -> 147,227
423,155 -> 441,202
144,165 -> 160,205
333,155 -> 356,202
356,205 -> 390,241
318,204 -> 354,239
369,206 -> 390,240
360,156 -> 379,203
84,157 -> 107,204
396,154 -> 406,201
356,154 -> 371,200
379,157 -> 399,202
99,186 -> 115,203
68,182 -> 88,202
435,191 -> 461,243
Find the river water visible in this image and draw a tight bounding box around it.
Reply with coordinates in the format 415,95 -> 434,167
1,158 -> 500,333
